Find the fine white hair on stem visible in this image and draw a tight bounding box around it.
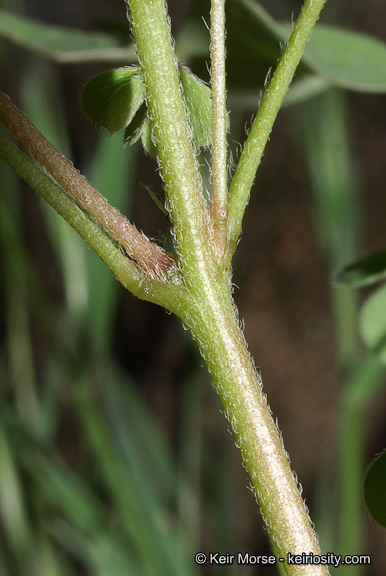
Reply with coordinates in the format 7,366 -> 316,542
210,0 -> 228,257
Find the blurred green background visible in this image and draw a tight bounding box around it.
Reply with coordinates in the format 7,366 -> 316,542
1,0 -> 386,574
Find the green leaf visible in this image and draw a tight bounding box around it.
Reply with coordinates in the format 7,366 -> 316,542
0,8 -> 133,63
335,249 -> 386,287
140,118 -> 158,158
364,451 -> 386,528
123,102 -> 158,158
84,65 -> 211,155
180,66 -> 212,148
360,284 -> 386,364
304,25 -> 386,93
123,102 -> 148,146
81,67 -> 145,134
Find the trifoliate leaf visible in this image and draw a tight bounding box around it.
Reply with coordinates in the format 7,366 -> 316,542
364,451 -> 386,528
82,65 -> 212,155
360,283 -> 386,364
126,66 -> 213,155
180,66 -> 212,148
335,249 -> 386,287
81,67 -> 145,133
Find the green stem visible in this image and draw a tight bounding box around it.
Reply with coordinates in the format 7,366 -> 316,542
210,0 -> 228,258
226,0 -> 326,266
180,287 -> 329,576
0,0 -> 332,570
0,90 -> 177,281
127,1 -> 328,573
126,0 -> 215,290
0,130 -> 187,314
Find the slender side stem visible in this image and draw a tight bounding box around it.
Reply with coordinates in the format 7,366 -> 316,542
0,131 -> 187,313
226,0 -> 326,266
0,90 -> 177,281
210,0 -> 228,258
126,0 -> 215,291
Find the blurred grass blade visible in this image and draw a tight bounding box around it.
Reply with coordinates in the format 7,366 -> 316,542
0,539 -> 10,576
0,165 -> 40,430
20,58 -> 72,157
11,422 -> 144,575
0,8 -> 134,63
3,2 -> 386,93
0,420 -> 32,568
85,134 -> 136,352
342,354 -> 386,410
177,368 -> 206,556
300,88 -> 359,267
295,87 -> 374,574
51,521 -> 143,576
94,362 -> 200,576
335,249 -> 386,288
73,372 -> 198,576
20,60 -> 89,322
298,88 -> 360,367
98,361 -> 176,500
24,450 -> 104,535
31,535 -> 73,576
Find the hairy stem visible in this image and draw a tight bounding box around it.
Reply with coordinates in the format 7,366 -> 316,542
226,0 -> 327,266
210,0 -> 228,258
126,0 -> 215,291
0,130 -> 187,312
127,1 -> 329,573
181,286 -> 329,576
0,90 -> 176,281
